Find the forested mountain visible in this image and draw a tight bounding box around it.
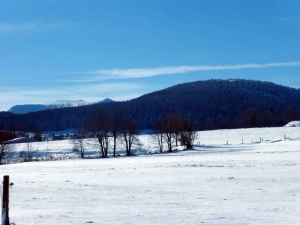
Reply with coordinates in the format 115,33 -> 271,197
1,79 -> 300,131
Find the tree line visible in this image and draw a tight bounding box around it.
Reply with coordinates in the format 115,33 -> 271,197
152,113 -> 197,152
82,108 -> 140,158
0,109 -> 198,162
73,109 -> 198,158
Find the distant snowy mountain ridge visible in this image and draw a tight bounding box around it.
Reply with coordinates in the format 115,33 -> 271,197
46,100 -> 91,108
8,98 -> 113,114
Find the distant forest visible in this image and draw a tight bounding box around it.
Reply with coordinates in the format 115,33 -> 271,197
1,79 -> 300,132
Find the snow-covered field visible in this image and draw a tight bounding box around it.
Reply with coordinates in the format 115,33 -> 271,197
1,127 -> 300,224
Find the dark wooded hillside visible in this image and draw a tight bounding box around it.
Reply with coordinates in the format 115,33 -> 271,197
1,79 -> 300,131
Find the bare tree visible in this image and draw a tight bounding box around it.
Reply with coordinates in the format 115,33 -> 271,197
161,113 -> 181,152
110,108 -> 123,157
0,142 -> 14,163
86,109 -> 111,157
25,142 -> 33,161
180,118 -> 198,149
121,119 -> 139,156
153,114 -> 198,152
73,125 -> 88,158
0,131 -> 16,162
152,119 -> 164,153
171,113 -> 184,147
19,142 -> 34,161
33,127 -> 43,141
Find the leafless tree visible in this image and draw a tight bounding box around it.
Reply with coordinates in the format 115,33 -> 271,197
73,125 -> 88,158
152,119 -> 164,153
0,131 -> 16,162
33,127 -> 43,141
121,119 -> 139,156
0,143 -> 14,162
161,113 -> 182,152
25,142 -> 33,161
86,109 -> 111,157
180,118 -> 198,149
110,108 -> 123,157
172,113 -> 186,147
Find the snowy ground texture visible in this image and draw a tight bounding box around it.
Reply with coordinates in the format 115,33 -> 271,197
1,127 -> 300,224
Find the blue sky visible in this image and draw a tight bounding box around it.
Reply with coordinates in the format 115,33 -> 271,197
0,0 -> 299,111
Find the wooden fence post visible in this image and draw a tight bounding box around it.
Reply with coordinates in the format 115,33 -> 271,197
2,175 -> 9,225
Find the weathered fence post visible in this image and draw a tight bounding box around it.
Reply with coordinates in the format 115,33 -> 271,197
2,175 -> 9,225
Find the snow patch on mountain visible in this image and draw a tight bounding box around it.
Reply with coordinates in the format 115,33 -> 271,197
46,100 -> 91,108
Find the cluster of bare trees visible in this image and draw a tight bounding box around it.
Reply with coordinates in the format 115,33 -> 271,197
74,108 -> 140,158
153,113 -> 197,152
73,111 -> 197,158
0,110 -> 198,162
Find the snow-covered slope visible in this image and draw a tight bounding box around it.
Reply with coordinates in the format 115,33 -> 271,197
8,98 -> 113,114
284,121 -> 300,127
2,126 -> 300,224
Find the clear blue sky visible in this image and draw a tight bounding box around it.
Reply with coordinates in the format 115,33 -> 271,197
0,0 -> 299,111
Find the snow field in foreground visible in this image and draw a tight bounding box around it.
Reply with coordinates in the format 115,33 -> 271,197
1,127 -> 300,224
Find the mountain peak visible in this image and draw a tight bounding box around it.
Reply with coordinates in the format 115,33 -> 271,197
96,98 -> 113,104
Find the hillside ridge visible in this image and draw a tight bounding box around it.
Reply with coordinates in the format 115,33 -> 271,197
1,79 -> 300,131
8,98 -> 113,114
